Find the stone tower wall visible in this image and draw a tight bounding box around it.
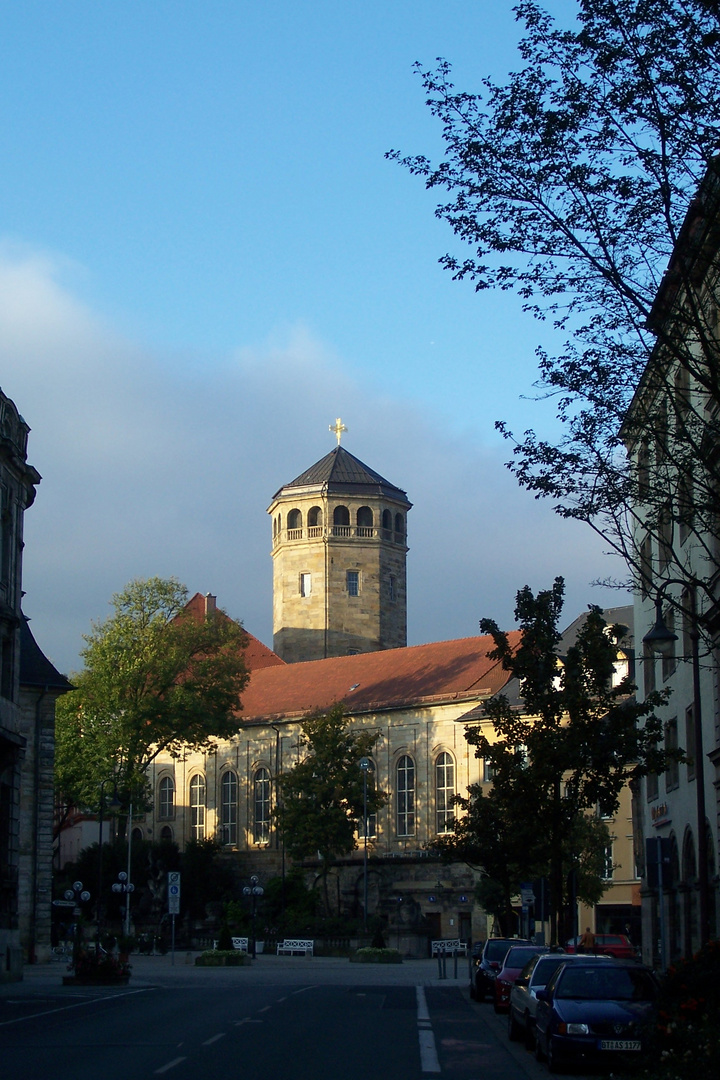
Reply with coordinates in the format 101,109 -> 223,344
269,489 -> 408,662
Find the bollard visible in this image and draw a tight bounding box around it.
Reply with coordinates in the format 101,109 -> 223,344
453,948 -> 458,980
437,947 -> 443,979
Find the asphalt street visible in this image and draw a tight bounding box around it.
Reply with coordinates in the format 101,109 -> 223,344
0,953 -> 595,1080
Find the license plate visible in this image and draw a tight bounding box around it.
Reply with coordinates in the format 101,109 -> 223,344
599,1040 -> 641,1051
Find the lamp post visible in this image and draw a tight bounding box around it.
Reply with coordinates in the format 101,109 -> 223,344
64,880 -> 91,969
643,585 -> 710,948
111,872 -> 135,938
96,779 -> 121,954
359,757 -> 371,933
243,875 -> 264,958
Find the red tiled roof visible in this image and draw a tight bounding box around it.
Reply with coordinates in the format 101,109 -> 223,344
183,592 -> 285,672
235,632 -> 520,723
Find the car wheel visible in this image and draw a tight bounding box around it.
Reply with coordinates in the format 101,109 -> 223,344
475,982 -> 485,1003
469,982 -> 476,1001
524,1015 -> 535,1051
535,1030 -> 545,1062
507,1009 -> 522,1042
546,1038 -> 564,1074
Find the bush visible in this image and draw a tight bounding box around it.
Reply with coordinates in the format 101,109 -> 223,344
195,949 -> 250,967
641,939 -> 720,1080
350,947 -> 402,964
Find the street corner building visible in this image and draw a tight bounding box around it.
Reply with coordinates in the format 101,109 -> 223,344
0,388 -> 70,980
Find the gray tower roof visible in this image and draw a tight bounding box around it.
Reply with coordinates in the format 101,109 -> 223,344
273,446 -> 411,506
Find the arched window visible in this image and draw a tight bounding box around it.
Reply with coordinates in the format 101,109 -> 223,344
396,755 -> 415,836
160,825 -> 173,842
221,770 -> 238,845
394,513 -> 405,539
131,826 -> 143,843
189,774 -> 206,840
382,509 -> 392,534
254,767 -> 271,844
435,752 -> 455,834
333,505 -> 350,525
158,776 -> 174,820
308,506 -> 323,533
287,508 -> 302,536
357,506 -> 373,535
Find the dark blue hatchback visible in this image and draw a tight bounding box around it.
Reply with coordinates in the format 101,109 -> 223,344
534,961 -> 658,1071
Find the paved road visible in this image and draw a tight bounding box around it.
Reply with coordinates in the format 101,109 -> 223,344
0,954 -> 594,1080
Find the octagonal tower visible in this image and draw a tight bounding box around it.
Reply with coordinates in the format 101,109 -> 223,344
268,443 -> 411,662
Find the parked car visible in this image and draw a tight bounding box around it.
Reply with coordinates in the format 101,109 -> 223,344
493,945 -> 549,1013
470,938 -> 532,1002
534,960 -> 658,1072
565,933 -> 639,960
507,952 -> 614,1048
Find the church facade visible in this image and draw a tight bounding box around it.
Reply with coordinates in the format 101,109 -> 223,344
141,435 -> 640,949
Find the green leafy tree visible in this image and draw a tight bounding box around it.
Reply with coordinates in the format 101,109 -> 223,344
275,705 -> 387,913
453,578 -> 675,942
389,0 -> 720,615
55,577 -> 249,829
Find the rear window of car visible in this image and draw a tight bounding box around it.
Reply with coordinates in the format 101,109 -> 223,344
599,935 -> 622,945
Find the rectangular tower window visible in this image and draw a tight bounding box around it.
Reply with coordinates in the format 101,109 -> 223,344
389,575 -> 396,602
346,570 -> 359,596
300,573 -> 312,597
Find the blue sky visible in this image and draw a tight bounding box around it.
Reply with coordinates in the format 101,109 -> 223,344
1,1 -> 629,674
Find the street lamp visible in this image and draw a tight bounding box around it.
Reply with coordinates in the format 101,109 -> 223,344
643,585 -> 710,948
359,757 -> 372,933
64,880 -> 91,968
111,872 -> 135,937
243,875 -> 264,958
96,779 -> 122,953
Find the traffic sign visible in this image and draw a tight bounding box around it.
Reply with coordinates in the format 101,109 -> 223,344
168,871 -> 181,915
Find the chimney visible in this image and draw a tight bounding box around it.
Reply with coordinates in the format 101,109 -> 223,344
204,593 -> 217,617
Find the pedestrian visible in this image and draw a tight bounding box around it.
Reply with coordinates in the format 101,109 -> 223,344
578,926 -> 596,954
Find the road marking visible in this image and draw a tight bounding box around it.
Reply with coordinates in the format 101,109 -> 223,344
416,986 -> 440,1074
0,988 -> 151,1028
155,1057 -> 187,1074
202,1033 -> 226,1045
258,1005 -> 272,1012
276,996 -> 287,1002
234,1019 -> 263,1025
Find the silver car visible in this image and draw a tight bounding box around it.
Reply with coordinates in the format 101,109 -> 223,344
507,951 -> 614,1048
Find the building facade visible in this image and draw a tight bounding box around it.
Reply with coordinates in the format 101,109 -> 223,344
624,162 -> 720,965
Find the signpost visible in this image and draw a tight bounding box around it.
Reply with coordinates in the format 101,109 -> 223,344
168,872 -> 181,965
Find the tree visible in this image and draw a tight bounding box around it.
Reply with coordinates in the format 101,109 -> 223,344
439,578 -> 676,942
389,0 -> 720,619
55,578 -> 249,828
274,705 -> 387,913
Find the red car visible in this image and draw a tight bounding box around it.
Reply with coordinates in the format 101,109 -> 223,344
493,945 -> 549,1012
565,933 -> 639,960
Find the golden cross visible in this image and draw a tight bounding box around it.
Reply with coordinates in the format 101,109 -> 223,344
330,417 -> 348,445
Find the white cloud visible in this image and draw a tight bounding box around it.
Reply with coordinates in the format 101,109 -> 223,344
1,247 -> 629,675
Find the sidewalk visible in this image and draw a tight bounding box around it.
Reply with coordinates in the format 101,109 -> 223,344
2,950 -> 471,997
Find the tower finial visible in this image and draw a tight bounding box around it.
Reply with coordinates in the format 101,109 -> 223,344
330,417 -> 347,446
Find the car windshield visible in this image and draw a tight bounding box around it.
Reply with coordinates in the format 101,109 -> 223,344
531,957 -> 565,984
556,967 -> 657,1002
485,941 -> 513,962
505,947 -> 540,968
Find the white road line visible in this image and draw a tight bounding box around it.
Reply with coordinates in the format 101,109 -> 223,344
0,988 -> 151,1028
258,1005 -> 272,1012
415,986 -> 440,1074
202,1033 -> 226,1045
154,1057 -> 187,1074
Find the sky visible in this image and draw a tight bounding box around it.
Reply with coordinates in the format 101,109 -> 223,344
0,1 -> 630,676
